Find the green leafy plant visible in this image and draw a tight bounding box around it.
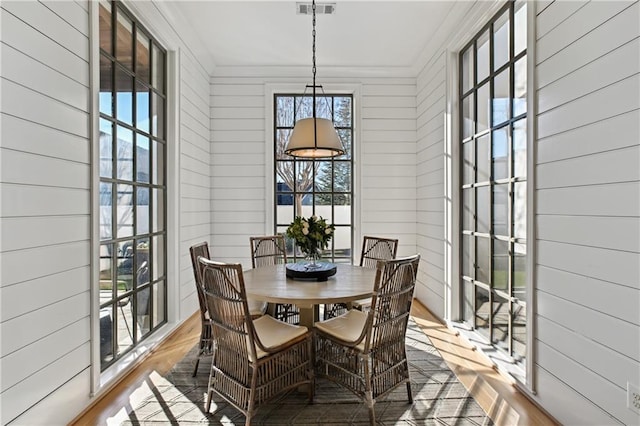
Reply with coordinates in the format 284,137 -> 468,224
286,215 -> 335,258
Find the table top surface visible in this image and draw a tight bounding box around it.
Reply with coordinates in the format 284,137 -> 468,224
243,263 -> 376,306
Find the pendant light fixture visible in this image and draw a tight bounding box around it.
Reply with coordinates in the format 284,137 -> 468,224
284,0 -> 344,158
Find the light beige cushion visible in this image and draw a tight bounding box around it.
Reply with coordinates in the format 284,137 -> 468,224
248,297 -> 268,317
315,309 -> 368,352
250,314 -> 308,360
351,298 -> 371,309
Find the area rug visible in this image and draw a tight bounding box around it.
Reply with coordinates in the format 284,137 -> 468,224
115,320 -> 493,425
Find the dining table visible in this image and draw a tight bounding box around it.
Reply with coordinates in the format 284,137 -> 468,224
242,263 -> 377,328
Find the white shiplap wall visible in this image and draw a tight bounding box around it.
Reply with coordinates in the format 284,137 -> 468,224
0,0 -> 212,423
534,1 -> 640,424
415,51 -> 447,319
210,74 -> 416,267
414,0 -> 640,424
0,1 -> 92,424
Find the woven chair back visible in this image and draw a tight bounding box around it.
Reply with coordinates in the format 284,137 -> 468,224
360,236 -> 399,269
199,258 -> 257,364
189,242 -> 211,322
366,254 -> 420,352
250,235 -> 287,268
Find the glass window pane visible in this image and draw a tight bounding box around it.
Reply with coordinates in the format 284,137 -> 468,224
152,188 -> 164,232
492,127 -> 509,181
151,44 -> 164,91
492,292 -> 510,353
476,236 -> 491,284
514,56 -> 527,116
295,161 -> 314,192
151,93 -> 165,139
475,285 -> 490,340
275,129 -> 292,159
136,187 -> 149,234
152,140 -> 164,185
514,1 -> 527,56
462,47 -> 474,93
513,243 -> 526,298
115,10 -> 133,70
492,68 -> 510,125
152,234 -> 164,281
476,30 -> 490,83
514,182 -> 527,239
334,195 -> 351,224
116,184 -> 134,238
136,82 -> 150,133
116,240 -> 135,286
337,129 -> 352,160
100,243 -> 113,285
513,300 -> 527,363
463,280 -> 475,322
333,162 -> 351,193
152,281 -> 165,327
477,82 -> 490,134
136,135 -> 150,183
477,185 -> 490,234
493,10 -> 510,71
116,65 -> 133,125
136,30 -> 150,83
99,0 -> 112,55
462,234 -> 474,278
136,285 -> 150,336
463,141 -> 474,185
493,184 -> 509,236
493,239 -> 509,291
462,188 -> 474,232
477,134 -> 490,182
116,126 -> 133,181
333,96 -> 352,127
99,119 -> 113,178
513,119 -> 527,178
116,303 -> 133,353
100,183 -> 112,240
315,161 -> 332,192
462,94 -> 474,139
99,56 -> 113,117
276,97 -> 294,127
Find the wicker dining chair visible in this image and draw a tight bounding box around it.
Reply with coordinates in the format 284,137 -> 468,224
189,242 -> 268,377
323,236 -> 399,320
250,235 -> 300,324
199,257 -> 314,425
189,242 -> 214,377
315,254 -> 420,425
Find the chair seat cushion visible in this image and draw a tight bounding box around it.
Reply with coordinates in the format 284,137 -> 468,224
248,297 -> 268,317
251,314 -> 308,360
315,309 -> 368,351
351,298 -> 371,309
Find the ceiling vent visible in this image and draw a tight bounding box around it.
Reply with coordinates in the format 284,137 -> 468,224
296,3 -> 336,15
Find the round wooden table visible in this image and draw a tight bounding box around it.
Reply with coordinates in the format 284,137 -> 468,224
243,263 -> 376,328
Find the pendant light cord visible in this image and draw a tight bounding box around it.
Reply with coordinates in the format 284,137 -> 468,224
311,0 -> 317,148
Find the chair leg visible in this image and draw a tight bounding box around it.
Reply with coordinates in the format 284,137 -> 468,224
406,381 -> 413,403
205,389 -> 213,413
192,356 -> 200,377
367,400 -> 376,425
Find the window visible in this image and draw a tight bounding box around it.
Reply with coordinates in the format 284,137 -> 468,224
98,0 -> 167,370
459,1 -> 527,367
274,94 -> 353,263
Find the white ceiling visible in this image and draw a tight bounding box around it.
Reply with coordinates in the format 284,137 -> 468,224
169,1 -> 459,72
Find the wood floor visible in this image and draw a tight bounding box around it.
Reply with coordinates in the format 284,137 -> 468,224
71,300 -> 558,425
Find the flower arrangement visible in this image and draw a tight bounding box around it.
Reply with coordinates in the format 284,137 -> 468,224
286,215 -> 335,260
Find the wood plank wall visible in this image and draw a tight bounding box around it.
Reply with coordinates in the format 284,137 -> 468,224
415,51 -> 447,319
0,1 -> 92,424
209,74 -> 417,267
415,1 -> 640,424
0,0 -> 212,423
533,1 -> 640,424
